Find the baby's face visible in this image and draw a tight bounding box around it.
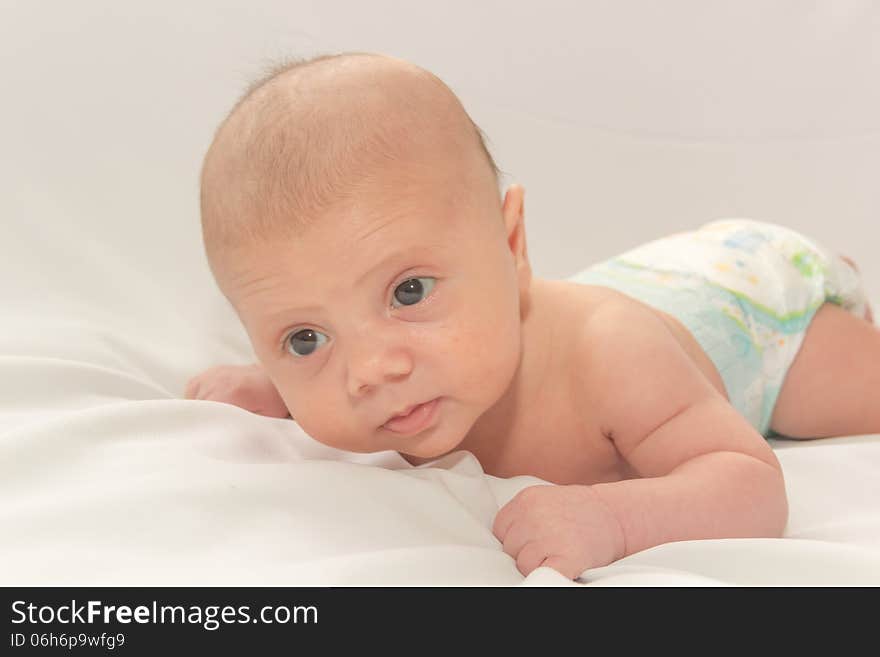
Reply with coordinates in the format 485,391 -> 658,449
223,176 -> 528,460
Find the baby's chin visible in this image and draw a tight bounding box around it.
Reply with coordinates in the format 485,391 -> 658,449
397,445 -> 463,466
391,427 -> 469,462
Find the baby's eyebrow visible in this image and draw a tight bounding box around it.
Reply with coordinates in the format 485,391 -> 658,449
262,246 -> 437,339
276,250 -> 416,316
267,302 -> 325,318
263,304 -> 326,349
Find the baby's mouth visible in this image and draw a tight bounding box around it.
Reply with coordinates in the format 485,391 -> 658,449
381,398 -> 440,435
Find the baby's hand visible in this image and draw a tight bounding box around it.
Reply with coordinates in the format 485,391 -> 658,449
184,363 -> 290,418
493,484 -> 626,580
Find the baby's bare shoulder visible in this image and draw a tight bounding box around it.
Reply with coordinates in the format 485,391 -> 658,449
571,291 -> 778,478
573,292 -> 675,369
583,293 -> 669,339
570,294 -> 709,431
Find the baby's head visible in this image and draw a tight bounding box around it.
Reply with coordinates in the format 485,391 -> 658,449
200,52 -> 532,459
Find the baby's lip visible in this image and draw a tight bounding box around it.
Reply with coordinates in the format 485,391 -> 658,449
384,402 -> 423,424
380,398 -> 441,435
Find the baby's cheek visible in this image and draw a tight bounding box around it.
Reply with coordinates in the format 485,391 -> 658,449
273,382 -> 299,414
292,406 -> 344,447
459,318 -> 519,386
274,382 -> 314,426
434,318 -> 482,363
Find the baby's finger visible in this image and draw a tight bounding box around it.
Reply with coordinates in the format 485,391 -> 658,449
497,518 -> 533,561
492,501 -> 518,542
183,378 -> 201,399
539,554 -> 581,580
515,540 -> 549,577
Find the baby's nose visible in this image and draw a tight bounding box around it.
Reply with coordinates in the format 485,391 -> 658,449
347,342 -> 414,396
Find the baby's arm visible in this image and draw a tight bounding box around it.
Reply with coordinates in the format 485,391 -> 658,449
494,299 -> 787,578
184,363 -> 290,418
587,300 -> 788,555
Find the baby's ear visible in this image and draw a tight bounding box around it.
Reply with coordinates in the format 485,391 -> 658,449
502,184 -> 527,258
501,185 -> 532,315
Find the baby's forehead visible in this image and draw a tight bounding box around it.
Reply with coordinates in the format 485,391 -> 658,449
265,206 -> 458,256
236,200 -> 481,275
221,227 -> 450,308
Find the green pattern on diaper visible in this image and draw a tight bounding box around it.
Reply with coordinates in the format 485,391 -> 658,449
720,307 -> 750,334
719,307 -> 765,355
613,258 -> 821,334
790,251 -> 821,278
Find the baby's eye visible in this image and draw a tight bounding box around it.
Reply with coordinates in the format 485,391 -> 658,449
285,328 -> 328,357
391,277 -> 436,308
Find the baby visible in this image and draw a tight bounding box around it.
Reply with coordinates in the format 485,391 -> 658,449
187,51 -> 880,580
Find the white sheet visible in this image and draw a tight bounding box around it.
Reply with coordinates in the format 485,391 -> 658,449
3,1 -> 880,586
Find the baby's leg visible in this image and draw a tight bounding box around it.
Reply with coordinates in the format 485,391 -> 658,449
769,303 -> 880,438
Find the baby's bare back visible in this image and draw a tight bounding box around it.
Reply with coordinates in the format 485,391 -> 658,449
460,279 -> 730,486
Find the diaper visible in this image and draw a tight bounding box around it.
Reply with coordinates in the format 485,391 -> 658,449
569,219 -> 869,436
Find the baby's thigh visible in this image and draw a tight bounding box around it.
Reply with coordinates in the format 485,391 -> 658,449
770,303 -> 880,438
